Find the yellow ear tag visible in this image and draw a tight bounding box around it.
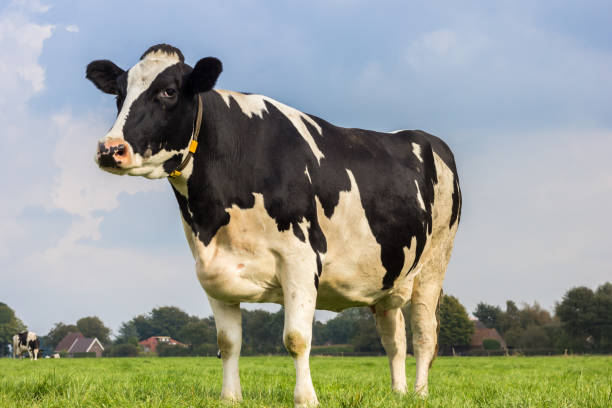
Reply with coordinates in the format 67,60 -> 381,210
169,170 -> 181,178
189,140 -> 198,153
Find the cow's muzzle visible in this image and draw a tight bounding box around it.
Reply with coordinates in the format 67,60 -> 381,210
97,138 -> 131,169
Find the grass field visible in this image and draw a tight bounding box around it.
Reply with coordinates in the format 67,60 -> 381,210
1,356 -> 610,407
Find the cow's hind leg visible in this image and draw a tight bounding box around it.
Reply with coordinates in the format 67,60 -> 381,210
209,296 -> 243,401
410,257 -> 447,397
375,306 -> 407,393
282,262 -> 319,407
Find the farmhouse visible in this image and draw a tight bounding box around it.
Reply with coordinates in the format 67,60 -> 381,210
139,336 -> 187,353
470,320 -> 507,350
55,332 -> 105,357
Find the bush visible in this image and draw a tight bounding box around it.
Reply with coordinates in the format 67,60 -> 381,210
157,342 -> 191,357
108,343 -> 140,357
311,345 -> 355,355
72,352 -> 97,358
483,338 -> 501,350
191,343 -> 218,356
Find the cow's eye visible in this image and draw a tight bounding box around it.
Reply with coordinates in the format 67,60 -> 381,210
160,88 -> 177,98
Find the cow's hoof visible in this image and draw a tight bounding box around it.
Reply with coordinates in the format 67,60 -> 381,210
294,393 -> 319,408
392,384 -> 407,394
220,391 -> 242,402
414,384 -> 428,399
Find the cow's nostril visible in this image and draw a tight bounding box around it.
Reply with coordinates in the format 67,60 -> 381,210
116,144 -> 126,156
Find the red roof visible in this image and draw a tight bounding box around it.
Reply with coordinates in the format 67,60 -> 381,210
55,332 -> 84,352
70,338 -> 103,353
55,332 -> 105,354
139,336 -> 187,352
470,321 -> 507,348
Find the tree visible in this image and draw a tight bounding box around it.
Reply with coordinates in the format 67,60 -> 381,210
438,295 -> 474,353
556,286 -> 597,350
319,309 -> 361,345
518,302 -> 553,329
150,306 -> 192,340
518,324 -> 550,349
177,317 -> 216,347
115,320 -> 140,345
351,309 -> 383,353
44,322 -> 80,350
77,316 -> 111,344
498,300 -> 521,334
0,303 -> 27,356
473,303 -> 502,330
242,309 -> 283,354
130,314 -> 156,340
593,282 -> 612,351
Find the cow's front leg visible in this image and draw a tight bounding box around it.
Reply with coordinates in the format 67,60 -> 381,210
209,296 -> 242,401
282,268 -> 319,407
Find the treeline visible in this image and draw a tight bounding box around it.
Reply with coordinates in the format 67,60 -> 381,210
474,282 -> 612,353
1,281 -> 610,357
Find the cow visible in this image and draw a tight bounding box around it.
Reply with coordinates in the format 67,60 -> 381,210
12,331 -> 40,360
86,44 -> 461,407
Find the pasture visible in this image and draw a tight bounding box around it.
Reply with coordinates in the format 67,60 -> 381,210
1,356 -> 610,407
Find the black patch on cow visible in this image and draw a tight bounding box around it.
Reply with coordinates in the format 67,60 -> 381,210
175,91 -> 461,290
163,154 -> 183,174
86,60 -> 125,95
189,57 -> 223,94
28,338 -> 39,351
18,332 -> 28,346
141,44 -> 185,62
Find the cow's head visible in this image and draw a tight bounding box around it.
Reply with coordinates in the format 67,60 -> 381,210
86,44 -> 222,178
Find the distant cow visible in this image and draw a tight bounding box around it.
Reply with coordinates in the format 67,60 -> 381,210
12,332 -> 40,360
86,44 -> 461,406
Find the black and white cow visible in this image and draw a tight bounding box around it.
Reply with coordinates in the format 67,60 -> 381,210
12,331 -> 40,360
86,44 -> 461,406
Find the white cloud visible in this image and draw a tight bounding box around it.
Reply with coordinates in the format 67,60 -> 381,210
65,24 -> 79,33
0,7 -> 54,98
10,0 -> 51,14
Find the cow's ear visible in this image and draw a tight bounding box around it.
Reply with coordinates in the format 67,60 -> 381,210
86,60 -> 125,95
189,57 -> 222,93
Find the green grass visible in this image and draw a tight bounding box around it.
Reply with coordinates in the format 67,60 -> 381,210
1,356 -> 610,407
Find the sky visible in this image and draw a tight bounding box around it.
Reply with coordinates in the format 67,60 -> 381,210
1,0 -> 611,337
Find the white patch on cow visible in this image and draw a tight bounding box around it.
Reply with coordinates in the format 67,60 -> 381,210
105,52 -> 181,141
391,129 -> 408,134
304,166 -> 311,183
412,142 -> 423,163
216,90 -> 325,164
217,89 -> 269,119
414,180 -> 426,211
168,160 -> 193,198
315,170 -> 416,310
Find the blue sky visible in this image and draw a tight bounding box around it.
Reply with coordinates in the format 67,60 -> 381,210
1,0 -> 611,336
